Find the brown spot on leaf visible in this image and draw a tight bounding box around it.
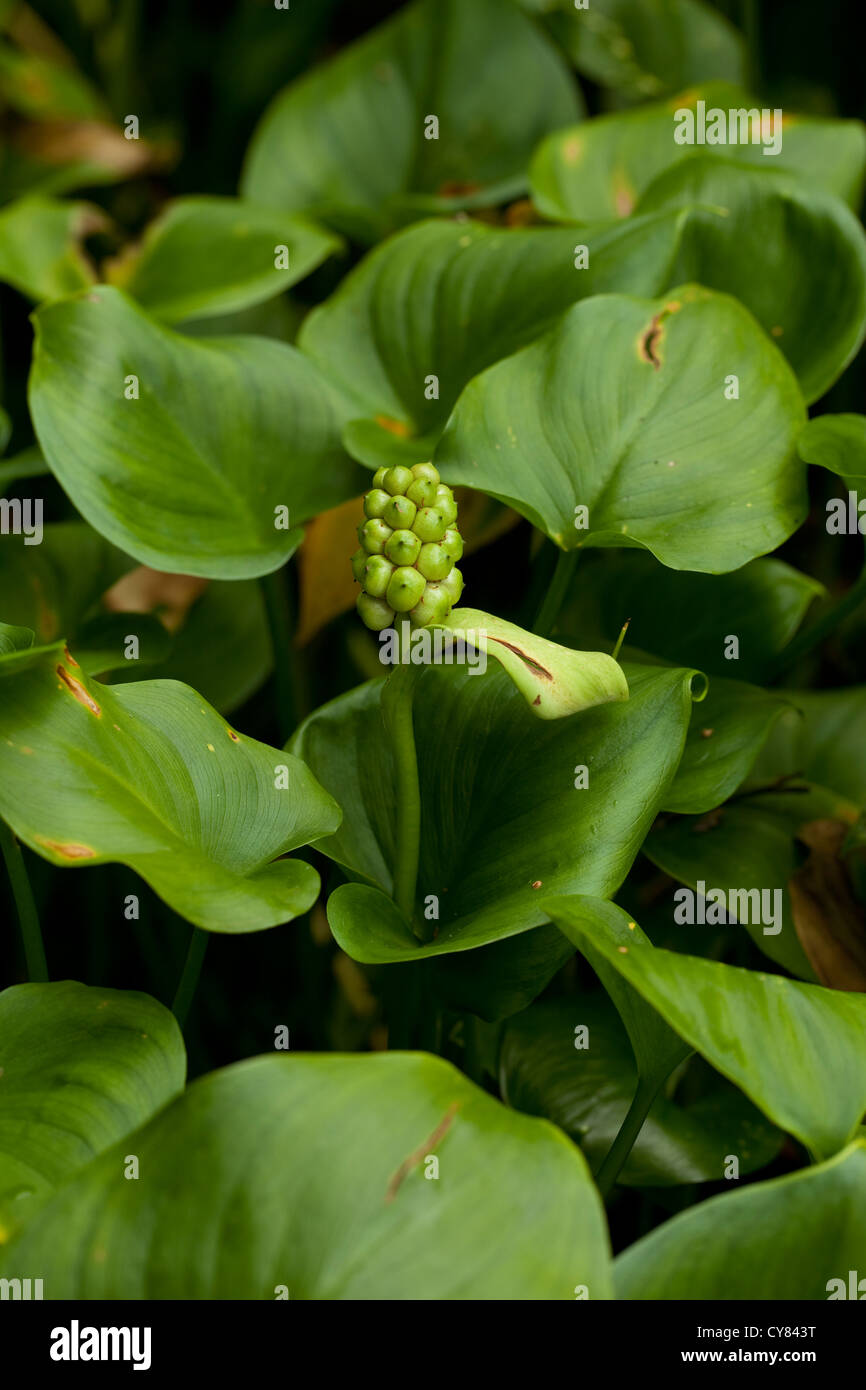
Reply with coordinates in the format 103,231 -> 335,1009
63,646 -> 79,668
374,415 -> 411,438
56,666 -> 101,715
36,837 -> 97,860
386,1104 -> 459,1203
531,880 -> 542,890
701,728 -> 714,739
489,638 -> 552,680
228,729 -> 240,741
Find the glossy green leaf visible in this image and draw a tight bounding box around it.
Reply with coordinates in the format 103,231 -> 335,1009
241,0 -> 582,242
531,82 -> 866,222
0,521 -> 133,647
644,781 -> 857,973
547,896 -> 866,1159
435,608 -> 629,718
560,550 -> 823,683
0,621 -> 34,657
29,287 -> 361,578
501,998 -> 782,1186
0,196 -> 96,302
529,0 -> 746,100
799,411 -> 866,493
292,660 -> 699,959
0,1052 -> 612,1299
616,1140 -> 866,1299
662,678 -> 789,815
0,981 -> 185,1240
299,212 -> 694,468
112,196 -> 343,323
752,688 -> 866,809
635,159 -> 866,403
0,640 -> 340,932
435,285 -> 807,570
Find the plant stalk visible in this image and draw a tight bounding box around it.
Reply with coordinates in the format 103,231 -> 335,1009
533,548 -> 578,637
381,621 -> 426,938
0,817 -> 48,982
594,1074 -> 660,1200
172,926 -> 209,1028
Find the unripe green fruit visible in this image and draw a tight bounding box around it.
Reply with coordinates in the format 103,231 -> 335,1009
409,582 -> 452,627
441,527 -> 464,563
357,592 -> 395,630
363,554 -> 395,598
439,566 -> 464,603
435,486 -> 458,525
387,566 -> 427,613
383,466 -> 414,496
360,518 -> 392,553
413,507 -> 448,542
363,488 -> 390,519
351,548 -> 367,583
383,493 -> 417,530
385,528 -> 422,566
417,541 -> 453,581
407,477 -> 438,508
372,467 -> 388,489
412,462 -> 440,486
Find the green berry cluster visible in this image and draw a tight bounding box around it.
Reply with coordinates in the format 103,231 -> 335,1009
352,464 -> 464,630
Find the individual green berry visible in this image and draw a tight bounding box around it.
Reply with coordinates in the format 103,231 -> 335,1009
363,554 -> 395,598
417,542 -> 453,582
413,507 -> 448,542
385,528 -> 422,566
360,518 -> 392,554
412,462 -> 440,485
434,486 -> 458,525
409,582 -> 452,627
351,548 -> 367,584
357,592 -> 395,630
383,466 -> 414,496
372,467 -> 388,489
363,488 -> 390,519
407,477 -> 438,509
387,566 -> 427,613
439,566 -> 464,604
441,527 -> 464,564
383,494 -> 417,530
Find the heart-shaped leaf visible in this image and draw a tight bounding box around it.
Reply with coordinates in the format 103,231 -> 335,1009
531,82 -> 866,222
527,0 -> 746,100
435,285 -> 807,570
29,286 -> 363,578
615,1139 -> 866,1299
635,159 -> 866,403
0,195 -> 98,302
0,639 -> 340,932
645,782 -> 859,973
0,981 -> 185,1241
241,0 -> 582,242
662,678 -> 789,815
0,1052 -> 613,1299
799,411 -> 866,498
501,998 -> 782,1186
291,660 -> 700,958
299,212 -> 693,469
547,895 -> 866,1159
108,196 -> 343,324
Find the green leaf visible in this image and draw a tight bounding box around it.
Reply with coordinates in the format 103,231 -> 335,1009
644,782 -> 858,973
0,521 -> 134,647
292,660 -> 699,959
0,981 -> 185,1241
635,159 -> 866,404
546,896 -> 866,1159
435,285 -> 807,570
111,197 -> 343,324
0,446 -> 48,494
532,0 -> 746,100
241,0 -> 582,242
531,82 -> 866,222
29,287 -> 362,577
0,640 -> 340,932
615,1139 -> 866,1299
560,550 -> 823,683
0,196 -> 97,302
799,411 -> 866,492
436,607 -> 629,718
299,212 -> 695,468
0,1052 -> 613,1299
751,688 -> 866,810
662,678 -> 789,815
501,998 -> 782,1186
0,622 -> 34,657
